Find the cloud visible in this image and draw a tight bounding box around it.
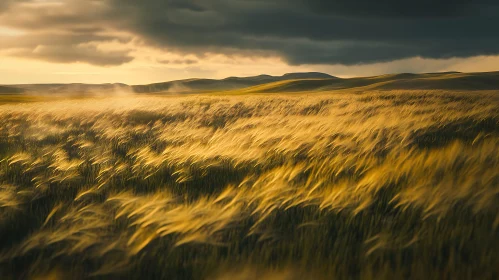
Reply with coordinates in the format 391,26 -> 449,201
0,31 -> 134,66
12,45 -> 133,66
0,0 -> 134,66
157,59 -> 198,65
103,0 -> 499,65
1,0 -> 499,66
0,0 -> 15,13
304,0 -> 477,18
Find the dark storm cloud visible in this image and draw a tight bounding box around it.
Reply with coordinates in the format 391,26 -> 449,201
1,0 -> 499,66
304,0 -> 475,18
103,0 -> 499,65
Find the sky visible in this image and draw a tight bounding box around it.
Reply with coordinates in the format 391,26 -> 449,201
1,0 -> 499,85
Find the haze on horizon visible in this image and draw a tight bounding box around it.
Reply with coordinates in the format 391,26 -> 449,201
1,0 -> 499,84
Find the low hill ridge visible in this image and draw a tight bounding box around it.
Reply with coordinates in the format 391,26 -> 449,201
2,71 -> 498,95
131,72 -> 335,94
239,71 -> 499,93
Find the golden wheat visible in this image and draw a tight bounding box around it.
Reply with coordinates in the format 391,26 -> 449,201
0,91 -> 498,279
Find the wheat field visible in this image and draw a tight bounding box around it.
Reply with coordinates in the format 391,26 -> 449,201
0,90 -> 498,279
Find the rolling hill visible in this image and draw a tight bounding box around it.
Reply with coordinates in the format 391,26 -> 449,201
239,71 -> 499,93
0,86 -> 24,94
0,72 -> 333,95
1,71 -> 498,95
131,72 -> 334,93
2,83 -> 131,95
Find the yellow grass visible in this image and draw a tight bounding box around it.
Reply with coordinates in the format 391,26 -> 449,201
0,90 -> 498,279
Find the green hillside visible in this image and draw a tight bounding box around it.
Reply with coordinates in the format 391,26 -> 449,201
131,72 -> 334,93
3,71 -> 499,96
239,71 -> 499,93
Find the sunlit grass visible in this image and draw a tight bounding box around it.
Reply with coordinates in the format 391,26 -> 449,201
0,91 -> 498,279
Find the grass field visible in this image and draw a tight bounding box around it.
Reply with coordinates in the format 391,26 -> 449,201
0,89 -> 498,279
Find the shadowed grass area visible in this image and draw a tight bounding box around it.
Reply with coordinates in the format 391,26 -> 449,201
0,90 -> 498,279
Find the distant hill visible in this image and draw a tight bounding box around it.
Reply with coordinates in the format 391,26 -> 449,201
1,72 -> 334,95
0,86 -> 24,94
2,71 -> 499,95
131,72 -> 335,93
239,71 -> 499,93
3,83 -> 131,95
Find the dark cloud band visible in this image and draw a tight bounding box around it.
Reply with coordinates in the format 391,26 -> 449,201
1,0 -> 498,66
107,0 -> 499,65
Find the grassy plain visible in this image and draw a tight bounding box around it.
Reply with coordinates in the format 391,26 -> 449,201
0,88 -> 498,279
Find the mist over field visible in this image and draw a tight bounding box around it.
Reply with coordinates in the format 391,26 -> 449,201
1,72 -> 499,278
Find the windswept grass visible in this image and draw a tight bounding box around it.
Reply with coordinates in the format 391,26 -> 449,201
0,90 -> 498,279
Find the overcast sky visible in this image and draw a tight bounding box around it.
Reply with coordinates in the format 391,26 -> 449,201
1,0 -> 498,84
